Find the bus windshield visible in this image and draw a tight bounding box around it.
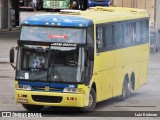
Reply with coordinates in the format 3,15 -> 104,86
16,45 -> 85,83
20,26 -> 86,44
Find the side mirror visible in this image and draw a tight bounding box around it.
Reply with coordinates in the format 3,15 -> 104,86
10,48 -> 16,70
10,48 -> 15,63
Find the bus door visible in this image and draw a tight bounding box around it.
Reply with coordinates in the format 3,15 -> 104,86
94,25 -> 114,101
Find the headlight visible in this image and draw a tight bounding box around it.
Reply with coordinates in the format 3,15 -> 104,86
63,87 -> 78,93
16,85 -> 31,91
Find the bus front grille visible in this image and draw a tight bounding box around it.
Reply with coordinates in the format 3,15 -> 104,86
32,86 -> 63,91
32,95 -> 62,103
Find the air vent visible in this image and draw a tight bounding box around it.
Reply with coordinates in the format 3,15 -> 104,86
59,10 -> 81,15
130,9 -> 146,14
32,95 -> 62,103
89,6 -> 114,12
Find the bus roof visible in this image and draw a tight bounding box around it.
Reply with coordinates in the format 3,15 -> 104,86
22,13 -> 94,27
22,7 -> 149,27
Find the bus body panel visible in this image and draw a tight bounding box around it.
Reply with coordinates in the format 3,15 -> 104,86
15,81 -> 90,107
15,90 -> 86,107
91,7 -> 149,101
94,51 -> 115,102
94,44 -> 150,101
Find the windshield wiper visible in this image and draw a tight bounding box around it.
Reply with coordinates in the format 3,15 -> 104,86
34,75 -> 48,81
33,70 -> 49,81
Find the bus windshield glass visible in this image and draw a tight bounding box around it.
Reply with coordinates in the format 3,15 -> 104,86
16,45 -> 85,83
20,26 -> 86,44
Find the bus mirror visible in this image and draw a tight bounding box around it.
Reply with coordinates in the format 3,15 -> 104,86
10,48 -> 14,63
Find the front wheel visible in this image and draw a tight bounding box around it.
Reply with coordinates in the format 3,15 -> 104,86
79,88 -> 96,112
22,104 -> 44,111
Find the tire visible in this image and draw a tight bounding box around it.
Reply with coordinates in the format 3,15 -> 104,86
127,80 -> 132,98
22,104 -> 44,111
155,45 -> 158,52
119,80 -> 127,101
119,78 -> 132,101
79,88 -> 96,112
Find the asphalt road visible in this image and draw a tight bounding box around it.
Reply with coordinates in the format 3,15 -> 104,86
0,11 -> 160,119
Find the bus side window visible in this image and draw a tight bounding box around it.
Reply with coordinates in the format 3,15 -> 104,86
114,23 -> 123,47
96,27 -> 104,52
135,21 -> 141,44
124,23 -> 132,45
141,20 -> 149,43
105,25 -> 113,50
132,22 -> 137,43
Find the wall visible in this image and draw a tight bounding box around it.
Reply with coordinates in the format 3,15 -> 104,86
112,0 -> 159,30
0,0 -> 8,29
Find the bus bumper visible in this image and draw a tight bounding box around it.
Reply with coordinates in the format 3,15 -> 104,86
15,90 -> 89,107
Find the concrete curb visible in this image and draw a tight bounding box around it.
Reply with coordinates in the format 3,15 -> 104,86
0,58 -> 9,64
0,27 -> 20,32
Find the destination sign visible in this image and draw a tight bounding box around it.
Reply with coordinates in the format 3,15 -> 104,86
48,34 -> 68,39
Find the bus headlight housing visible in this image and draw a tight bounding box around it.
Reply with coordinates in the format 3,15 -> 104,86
63,87 -> 78,93
16,84 -> 31,91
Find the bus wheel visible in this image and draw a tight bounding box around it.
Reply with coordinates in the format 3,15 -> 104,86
126,80 -> 132,98
120,79 -> 128,101
155,45 -> 158,52
22,104 -> 44,111
79,88 -> 96,112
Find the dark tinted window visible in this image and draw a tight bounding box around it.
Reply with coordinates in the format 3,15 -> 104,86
105,25 -> 113,49
96,18 -> 149,52
115,23 -> 123,46
141,20 -> 149,43
124,23 -> 133,44
96,24 -> 114,52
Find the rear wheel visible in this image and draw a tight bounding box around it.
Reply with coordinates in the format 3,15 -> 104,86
22,104 -> 44,111
155,45 -> 158,52
127,80 -> 132,98
120,78 -> 132,101
79,88 -> 96,112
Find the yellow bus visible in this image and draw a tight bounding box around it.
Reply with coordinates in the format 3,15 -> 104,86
10,7 -> 149,111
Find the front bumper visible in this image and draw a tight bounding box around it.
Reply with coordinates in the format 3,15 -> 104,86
15,90 -> 89,107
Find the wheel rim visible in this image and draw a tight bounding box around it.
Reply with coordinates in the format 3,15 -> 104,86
128,81 -> 132,92
88,94 -> 93,108
122,85 -> 126,98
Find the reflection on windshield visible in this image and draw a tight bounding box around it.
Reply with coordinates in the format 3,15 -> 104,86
49,46 -> 84,83
20,26 -> 86,44
16,45 -> 84,83
16,45 -> 49,81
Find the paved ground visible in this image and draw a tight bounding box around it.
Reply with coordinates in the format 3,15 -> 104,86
0,11 -> 160,119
